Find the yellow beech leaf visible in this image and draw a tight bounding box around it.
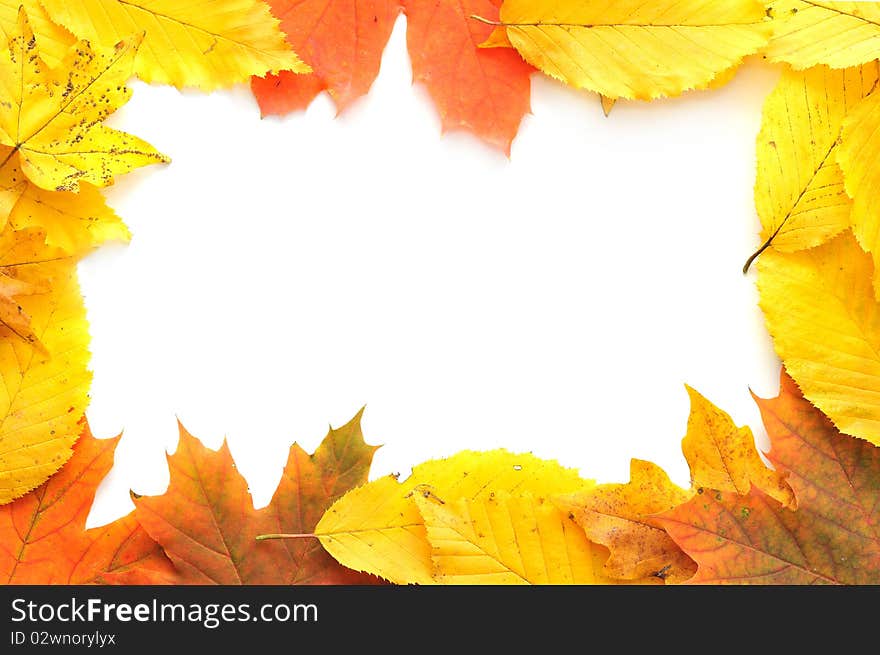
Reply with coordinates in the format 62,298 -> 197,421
838,90 -> 880,298
0,160 -> 129,256
553,459 -> 696,584
757,231 -> 880,445
414,491 -> 607,584
745,64 -> 879,273
765,1 -> 880,70
0,255 -> 91,503
41,0 -> 310,90
481,0 -> 770,100
0,0 -> 75,67
682,385 -> 795,509
0,9 -> 168,192
600,95 -> 616,117
312,450 -> 593,584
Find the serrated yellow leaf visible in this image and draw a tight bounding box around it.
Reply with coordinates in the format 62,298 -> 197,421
0,0 -> 75,67
486,0 -> 770,100
0,256 -> 91,503
765,1 -> 880,70
682,386 -> 795,508
1,160 -> 129,256
757,231 -> 880,445
0,9 -> 168,192
838,89 -> 880,298
414,491 -> 605,584
314,449 -> 593,584
41,0 -> 310,90
746,64 -> 879,273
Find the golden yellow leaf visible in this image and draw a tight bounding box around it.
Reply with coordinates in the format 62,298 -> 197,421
745,64 -> 879,273
765,1 -> 880,70
0,227 -> 63,349
0,9 -> 168,193
313,449 -> 593,584
0,0 -> 75,67
415,491 -> 606,584
838,88 -> 880,298
41,0 -> 310,90
682,385 -> 795,509
757,231 -> 880,445
553,459 -> 695,583
0,253 -> 91,503
0,160 -> 129,256
482,0 -> 770,100
600,95 -> 616,117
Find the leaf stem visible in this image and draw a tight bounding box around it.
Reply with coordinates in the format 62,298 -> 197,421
742,222 -> 783,274
255,533 -> 317,541
470,14 -> 502,26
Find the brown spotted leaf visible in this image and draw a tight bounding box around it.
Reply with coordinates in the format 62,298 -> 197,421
553,459 -> 696,583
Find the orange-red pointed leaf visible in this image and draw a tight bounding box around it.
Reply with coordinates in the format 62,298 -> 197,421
0,423 -> 174,584
404,0 -> 533,154
252,0 -> 402,115
657,370 -> 880,584
132,411 -> 384,584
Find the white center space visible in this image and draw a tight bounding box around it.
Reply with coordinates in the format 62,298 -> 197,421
79,18 -> 783,526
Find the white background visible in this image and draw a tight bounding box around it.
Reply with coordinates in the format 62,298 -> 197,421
78,17 -> 784,528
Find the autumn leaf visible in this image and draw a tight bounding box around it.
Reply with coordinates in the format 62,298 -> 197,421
765,0 -> 880,70
757,231 -> 880,445
682,385 -> 794,509
0,254 -> 91,504
553,459 -> 696,584
403,0 -> 534,155
251,0 -> 402,116
309,450 -> 596,584
657,370 -> 880,584
252,0 -> 534,153
0,0 -> 75,68
131,411 -> 384,584
1,422 -> 175,584
41,0 -> 309,91
1,160 -> 129,256
838,86 -> 880,298
480,0 -> 770,100
744,63 -> 879,273
0,8 -> 168,193
414,490 -> 605,584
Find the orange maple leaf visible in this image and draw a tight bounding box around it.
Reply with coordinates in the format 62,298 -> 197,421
656,370 -> 880,584
251,0 -> 534,153
0,422 -> 175,584
131,410 -> 386,584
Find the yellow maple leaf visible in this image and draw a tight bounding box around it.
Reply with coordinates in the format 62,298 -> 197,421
306,450 -> 593,584
682,386 -> 795,509
0,249 -> 90,503
41,0 -> 310,91
745,64 -> 879,272
765,1 -> 880,70
0,160 -> 129,256
0,0 -> 75,67
553,459 -> 695,584
757,230 -> 880,446
0,8 -> 168,193
838,89 -> 880,298
415,491 -> 607,584
479,0 -> 770,100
